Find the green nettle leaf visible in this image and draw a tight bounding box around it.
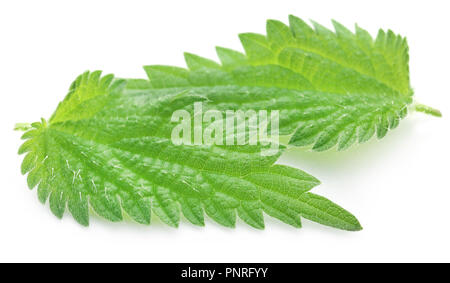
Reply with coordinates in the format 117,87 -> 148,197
16,16 -> 441,231
138,15 -> 440,151
16,71 -> 362,231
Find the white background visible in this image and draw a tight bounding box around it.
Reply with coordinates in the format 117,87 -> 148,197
1,0 -> 449,263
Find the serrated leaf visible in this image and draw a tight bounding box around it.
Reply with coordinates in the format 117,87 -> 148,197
137,16 -> 437,152
17,71 -> 361,231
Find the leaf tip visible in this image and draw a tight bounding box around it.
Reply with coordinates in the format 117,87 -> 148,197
347,220 -> 363,232
77,219 -> 90,227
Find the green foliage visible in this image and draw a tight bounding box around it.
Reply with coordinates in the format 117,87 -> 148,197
141,15 -> 417,151
17,16 -> 441,231
17,71 -> 361,231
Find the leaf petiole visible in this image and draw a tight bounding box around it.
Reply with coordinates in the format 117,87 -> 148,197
414,103 -> 442,117
14,123 -> 32,131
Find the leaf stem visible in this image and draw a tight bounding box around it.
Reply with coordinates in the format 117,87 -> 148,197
414,103 -> 442,117
14,123 -> 32,131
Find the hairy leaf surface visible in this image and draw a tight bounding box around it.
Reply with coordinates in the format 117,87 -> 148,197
138,16 -> 422,151
18,71 -> 361,231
